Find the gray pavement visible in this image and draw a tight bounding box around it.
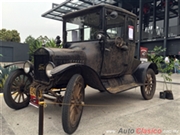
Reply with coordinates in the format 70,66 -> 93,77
0,74 -> 180,135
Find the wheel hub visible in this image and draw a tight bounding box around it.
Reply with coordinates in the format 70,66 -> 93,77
20,85 -> 25,92
146,74 -> 153,94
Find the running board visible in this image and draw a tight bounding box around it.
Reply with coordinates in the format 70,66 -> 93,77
106,83 -> 140,94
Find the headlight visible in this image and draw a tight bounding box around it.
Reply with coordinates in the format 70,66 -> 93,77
23,61 -> 32,74
45,62 -> 55,77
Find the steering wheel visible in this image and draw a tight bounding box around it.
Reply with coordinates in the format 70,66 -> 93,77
115,37 -> 123,48
94,31 -> 111,39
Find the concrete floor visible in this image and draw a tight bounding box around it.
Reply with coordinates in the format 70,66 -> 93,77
0,74 -> 180,135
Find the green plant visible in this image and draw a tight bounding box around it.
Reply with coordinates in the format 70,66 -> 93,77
25,35 -> 62,61
0,65 -> 18,92
148,46 -> 174,90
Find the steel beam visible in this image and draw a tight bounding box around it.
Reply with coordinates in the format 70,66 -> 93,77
137,0 -> 143,60
178,0 -> 180,25
163,0 -> 169,57
153,0 -> 157,29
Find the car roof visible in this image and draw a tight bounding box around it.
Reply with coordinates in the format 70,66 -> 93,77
63,4 -> 137,19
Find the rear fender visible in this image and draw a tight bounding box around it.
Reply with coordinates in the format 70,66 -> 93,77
51,63 -> 105,91
133,62 -> 158,84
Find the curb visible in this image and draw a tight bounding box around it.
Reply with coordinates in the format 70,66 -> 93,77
157,80 -> 180,85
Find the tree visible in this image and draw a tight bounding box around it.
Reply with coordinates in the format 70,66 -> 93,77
0,28 -> 21,42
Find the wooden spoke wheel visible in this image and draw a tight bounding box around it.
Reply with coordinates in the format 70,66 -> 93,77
141,68 -> 156,100
62,74 -> 85,134
3,69 -> 32,109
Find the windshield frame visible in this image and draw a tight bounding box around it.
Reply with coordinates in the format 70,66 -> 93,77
62,5 -> 136,47
63,7 -> 104,44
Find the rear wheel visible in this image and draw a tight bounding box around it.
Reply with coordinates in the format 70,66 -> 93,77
3,69 -> 32,109
62,74 -> 85,134
141,68 -> 156,100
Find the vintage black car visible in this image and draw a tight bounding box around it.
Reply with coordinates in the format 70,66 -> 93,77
3,4 -> 158,134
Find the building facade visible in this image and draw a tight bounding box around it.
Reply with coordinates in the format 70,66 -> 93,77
0,41 -> 29,62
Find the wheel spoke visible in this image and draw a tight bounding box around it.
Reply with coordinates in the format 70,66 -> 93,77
70,85 -> 83,124
17,93 -> 21,103
11,90 -> 19,95
19,75 -> 23,84
75,106 -> 82,114
13,79 -> 19,86
78,93 -> 83,101
74,84 -> 79,96
24,78 -> 29,86
70,105 -> 76,122
11,85 -> 19,92
22,93 -> 25,101
22,75 -> 25,84
13,92 -> 20,101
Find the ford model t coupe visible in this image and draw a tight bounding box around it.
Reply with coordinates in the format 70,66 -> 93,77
4,4 -> 158,134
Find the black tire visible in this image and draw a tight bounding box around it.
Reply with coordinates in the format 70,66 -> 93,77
3,69 -> 32,109
141,68 -> 156,100
62,74 -> 85,134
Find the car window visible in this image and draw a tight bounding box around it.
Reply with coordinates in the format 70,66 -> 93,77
107,27 -> 124,39
106,9 -> 125,39
66,11 -> 101,42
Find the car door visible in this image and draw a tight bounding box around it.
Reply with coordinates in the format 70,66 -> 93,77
100,10 -> 128,77
100,11 -> 136,77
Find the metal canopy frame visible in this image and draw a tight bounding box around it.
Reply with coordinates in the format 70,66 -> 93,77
145,0 -> 179,22
42,0 -> 179,22
42,0 -> 116,21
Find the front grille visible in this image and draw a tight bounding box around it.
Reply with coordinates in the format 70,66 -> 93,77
34,55 -> 49,82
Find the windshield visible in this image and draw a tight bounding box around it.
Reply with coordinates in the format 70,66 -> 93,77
65,11 -> 101,42
106,9 -> 125,39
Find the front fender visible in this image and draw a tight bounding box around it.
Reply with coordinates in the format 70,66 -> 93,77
51,63 -> 106,91
4,61 -> 25,68
133,62 -> 158,84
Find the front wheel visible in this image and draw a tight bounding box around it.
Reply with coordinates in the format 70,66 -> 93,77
3,69 -> 32,109
141,68 -> 156,100
62,74 -> 85,134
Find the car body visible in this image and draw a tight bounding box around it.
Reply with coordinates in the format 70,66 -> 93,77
3,4 -> 158,134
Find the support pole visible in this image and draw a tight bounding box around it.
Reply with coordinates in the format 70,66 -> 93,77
153,0 -> 157,30
39,98 -> 44,135
137,0 -> 143,60
163,0 -> 169,57
178,0 -> 180,25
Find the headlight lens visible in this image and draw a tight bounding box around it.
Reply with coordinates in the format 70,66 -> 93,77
46,62 -> 55,77
23,61 -> 31,74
